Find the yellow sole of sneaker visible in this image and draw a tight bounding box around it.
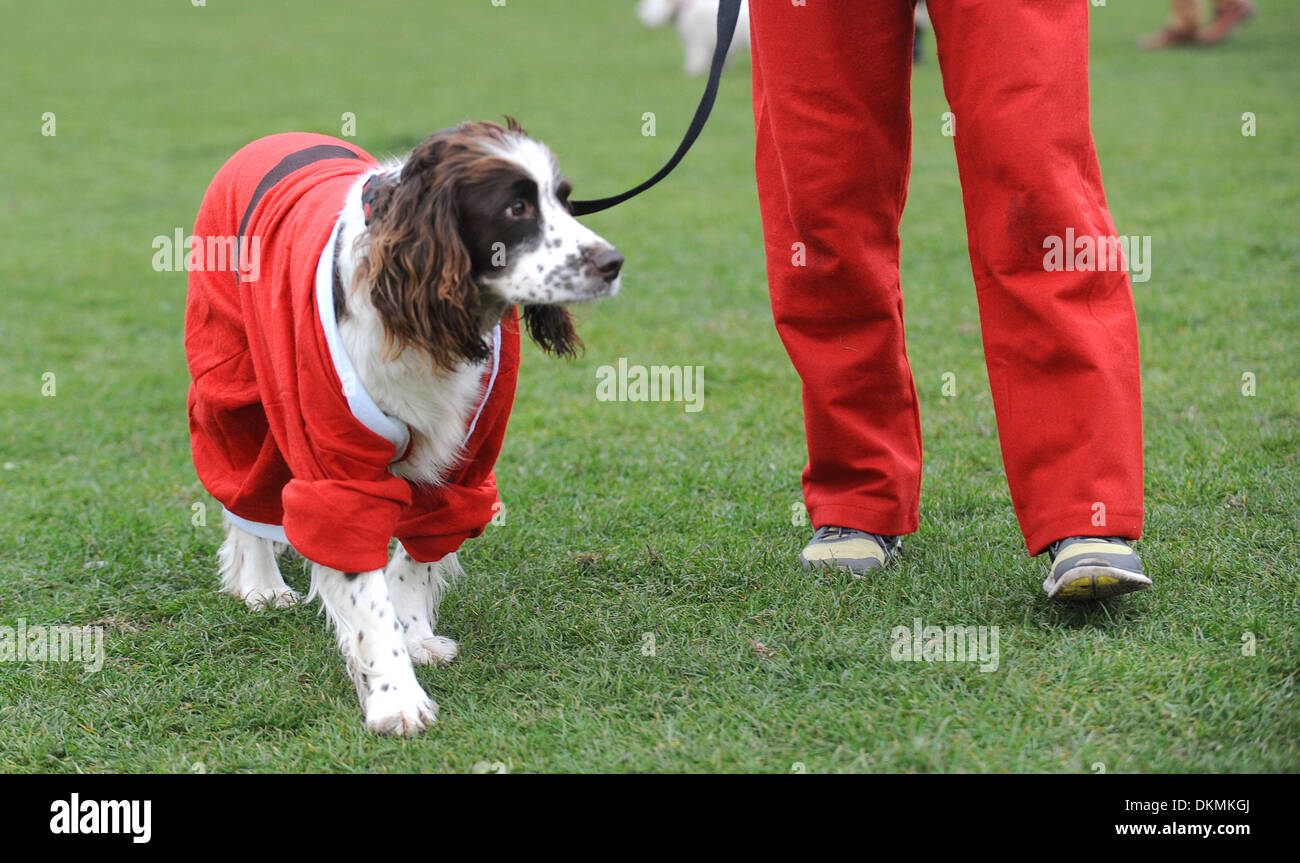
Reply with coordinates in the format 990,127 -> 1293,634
1045,566 -> 1152,601
798,556 -> 883,577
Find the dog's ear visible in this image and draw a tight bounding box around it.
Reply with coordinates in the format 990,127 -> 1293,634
502,114 -> 527,136
522,304 -> 581,358
358,145 -> 490,369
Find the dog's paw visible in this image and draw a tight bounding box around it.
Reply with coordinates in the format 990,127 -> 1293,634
364,685 -> 438,736
240,588 -> 303,610
408,635 -> 459,666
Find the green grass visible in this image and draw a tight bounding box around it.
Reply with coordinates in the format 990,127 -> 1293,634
1,0 -> 1296,773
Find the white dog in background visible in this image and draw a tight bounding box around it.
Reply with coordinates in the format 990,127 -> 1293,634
638,1 -> 932,71
637,0 -> 750,77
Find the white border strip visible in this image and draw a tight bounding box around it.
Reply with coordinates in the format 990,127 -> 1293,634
224,508 -> 289,544
314,217 -> 411,461
464,323 -> 502,443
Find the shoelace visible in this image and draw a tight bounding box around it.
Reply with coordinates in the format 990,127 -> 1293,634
1048,536 -> 1124,561
813,525 -> 900,554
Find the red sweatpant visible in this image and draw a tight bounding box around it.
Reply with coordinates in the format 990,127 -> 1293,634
750,0 -> 1143,555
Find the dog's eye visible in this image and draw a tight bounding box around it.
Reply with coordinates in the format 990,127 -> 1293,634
506,199 -> 533,219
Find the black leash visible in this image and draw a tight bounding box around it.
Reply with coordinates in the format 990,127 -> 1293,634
569,0 -> 743,217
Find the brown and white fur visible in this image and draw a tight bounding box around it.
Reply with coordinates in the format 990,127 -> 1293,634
217,119 -> 622,735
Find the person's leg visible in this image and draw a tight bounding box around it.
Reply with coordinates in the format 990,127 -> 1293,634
750,0 -> 920,541
925,0 -> 1144,557
1141,0 -> 1202,49
1172,0 -> 1205,29
1200,0 -> 1257,44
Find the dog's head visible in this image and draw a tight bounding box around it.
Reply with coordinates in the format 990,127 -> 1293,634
357,118 -> 622,368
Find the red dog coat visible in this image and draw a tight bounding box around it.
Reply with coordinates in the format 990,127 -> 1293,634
185,132 -> 520,573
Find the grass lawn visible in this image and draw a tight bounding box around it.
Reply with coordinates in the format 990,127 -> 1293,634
0,0 -> 1296,772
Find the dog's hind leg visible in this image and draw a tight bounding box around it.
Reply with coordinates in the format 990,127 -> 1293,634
384,545 -> 460,667
218,515 -> 302,609
309,563 -> 437,736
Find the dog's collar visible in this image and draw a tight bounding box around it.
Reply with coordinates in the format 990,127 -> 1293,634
361,175 -> 382,225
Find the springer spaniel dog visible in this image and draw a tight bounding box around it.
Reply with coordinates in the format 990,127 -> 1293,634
185,119 -> 621,734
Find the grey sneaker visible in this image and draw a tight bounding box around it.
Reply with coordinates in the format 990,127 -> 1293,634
799,526 -> 901,576
1043,536 -> 1150,601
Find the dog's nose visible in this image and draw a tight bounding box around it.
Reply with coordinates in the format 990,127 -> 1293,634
589,247 -> 624,282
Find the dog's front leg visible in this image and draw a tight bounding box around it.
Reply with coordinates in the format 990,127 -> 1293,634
310,563 -> 437,736
218,515 -> 302,609
385,545 -> 460,667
